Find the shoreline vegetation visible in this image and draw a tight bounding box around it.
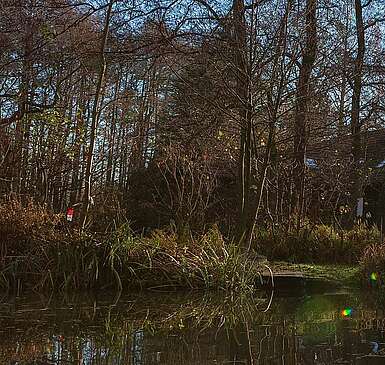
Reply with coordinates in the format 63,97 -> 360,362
0,197 -> 382,293
0,197 -> 261,292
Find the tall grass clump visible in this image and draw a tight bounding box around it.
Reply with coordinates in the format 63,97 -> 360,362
254,221 -> 380,264
105,224 -> 260,291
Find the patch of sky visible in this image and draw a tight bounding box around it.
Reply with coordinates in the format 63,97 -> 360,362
305,158 -> 318,169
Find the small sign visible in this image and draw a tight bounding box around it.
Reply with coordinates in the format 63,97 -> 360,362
66,207 -> 74,222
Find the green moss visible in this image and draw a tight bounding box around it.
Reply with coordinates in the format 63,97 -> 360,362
269,261 -> 360,286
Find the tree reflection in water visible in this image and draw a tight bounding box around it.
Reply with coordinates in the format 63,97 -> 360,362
0,290 -> 385,364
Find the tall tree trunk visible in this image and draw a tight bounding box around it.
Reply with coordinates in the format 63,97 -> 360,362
338,2 -> 350,135
292,0 -> 317,226
233,0 -> 254,249
70,77 -> 86,206
106,74 -> 121,185
82,0 -> 114,228
15,20 -> 34,195
350,0 -> 365,218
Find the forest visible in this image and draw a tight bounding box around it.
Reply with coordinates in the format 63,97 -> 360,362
1,0 -> 385,292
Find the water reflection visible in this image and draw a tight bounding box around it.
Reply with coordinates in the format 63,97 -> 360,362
1,290 -> 385,364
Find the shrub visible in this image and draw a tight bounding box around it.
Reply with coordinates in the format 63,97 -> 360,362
0,196 -> 100,291
0,196 -> 63,243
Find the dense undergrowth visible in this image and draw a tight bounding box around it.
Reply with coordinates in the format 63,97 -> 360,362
0,198 -> 260,292
255,222 -> 380,264
0,197 -> 382,292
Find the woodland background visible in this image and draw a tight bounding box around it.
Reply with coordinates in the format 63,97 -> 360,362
1,0 -> 385,248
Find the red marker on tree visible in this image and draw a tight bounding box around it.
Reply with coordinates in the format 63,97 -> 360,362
66,207 -> 74,222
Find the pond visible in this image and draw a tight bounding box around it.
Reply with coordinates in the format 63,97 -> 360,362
0,287 -> 384,364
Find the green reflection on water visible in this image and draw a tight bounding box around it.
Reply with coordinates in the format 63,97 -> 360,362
0,289 -> 384,364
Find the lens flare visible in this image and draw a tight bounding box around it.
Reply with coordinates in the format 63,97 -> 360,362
370,272 -> 378,281
341,307 -> 352,317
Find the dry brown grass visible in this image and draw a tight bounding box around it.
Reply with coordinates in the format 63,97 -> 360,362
0,196 -> 63,242
0,197 -> 259,293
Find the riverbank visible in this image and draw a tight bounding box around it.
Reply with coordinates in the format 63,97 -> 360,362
0,200 -> 262,292
0,198 -> 379,293
1,229 -> 362,293
269,262 -> 361,287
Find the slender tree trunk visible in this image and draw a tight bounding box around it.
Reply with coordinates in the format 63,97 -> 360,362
292,0 -> 317,227
70,77 -> 86,206
106,74 -> 121,185
233,0 -> 254,249
338,2 -> 350,135
15,22 -> 34,195
350,0 -> 365,218
82,0 -> 114,228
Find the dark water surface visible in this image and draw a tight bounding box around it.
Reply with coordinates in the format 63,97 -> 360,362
1,288 -> 385,364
